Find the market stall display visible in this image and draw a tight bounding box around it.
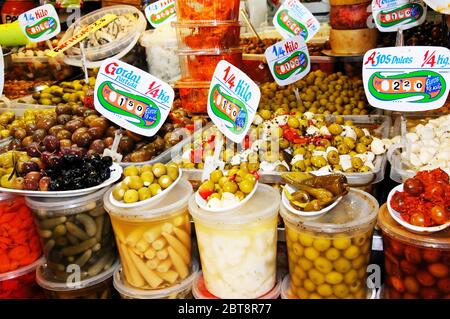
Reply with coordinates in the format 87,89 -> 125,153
175,0 -> 241,21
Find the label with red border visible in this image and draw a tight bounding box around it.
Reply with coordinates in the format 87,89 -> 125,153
208,61 -> 260,143
372,0 -> 426,32
18,4 -> 60,42
145,0 -> 177,28
94,58 -> 174,136
362,46 -> 450,111
272,0 -> 319,42
265,35 -> 310,86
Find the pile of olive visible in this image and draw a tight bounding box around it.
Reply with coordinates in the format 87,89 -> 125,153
258,70 -> 370,116
240,37 -> 327,56
380,21 -> 448,48
0,109 -> 55,140
112,163 -> 180,204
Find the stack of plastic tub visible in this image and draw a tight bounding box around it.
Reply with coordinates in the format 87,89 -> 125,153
173,0 -> 242,113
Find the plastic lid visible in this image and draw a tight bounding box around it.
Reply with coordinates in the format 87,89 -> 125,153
172,21 -> 242,27
0,192 -> 15,201
192,271 -> 281,299
25,187 -> 109,215
0,256 -> 44,282
176,47 -> 243,56
61,5 -> 146,63
35,259 -> 119,291
113,261 -> 198,299
280,188 -> 379,234
378,204 -> 450,249
188,184 -> 280,225
174,80 -> 211,89
104,178 -> 193,220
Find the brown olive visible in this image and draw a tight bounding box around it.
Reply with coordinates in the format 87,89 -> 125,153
33,129 -> 47,143
55,105 -> 72,115
153,136 -> 165,151
57,114 -> 72,125
14,128 -> 27,140
48,125 -> 64,136
25,123 -> 37,136
89,139 -> 105,154
36,116 -> 56,131
65,119 -> 84,132
104,137 -> 114,148
60,139 -> 72,148
130,150 -> 151,162
90,117 -> 109,130
83,109 -> 98,117
105,126 -> 117,138
21,136 -> 34,148
75,132 -> 92,147
84,115 -> 99,127
56,129 -> 72,140
74,106 -> 88,117
88,127 -> 105,140
118,136 -> 135,154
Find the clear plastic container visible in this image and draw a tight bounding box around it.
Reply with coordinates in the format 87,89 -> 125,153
280,275 -> 377,299
104,179 -> 193,290
178,48 -> 243,82
0,256 -> 45,299
193,271 -> 282,299
378,204 -> 450,299
175,80 -> 210,114
0,193 -> 42,274
280,189 -> 379,299
188,184 -> 280,299
113,261 -> 198,299
7,56 -> 75,81
60,5 -> 146,65
36,259 -> 119,299
25,188 -> 117,282
175,0 -> 240,21
140,26 -> 180,84
173,21 -> 241,50
330,2 -> 372,30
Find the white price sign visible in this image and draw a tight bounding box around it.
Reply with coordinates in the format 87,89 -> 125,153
207,61 -> 261,143
372,0 -> 427,32
18,4 -> 60,42
94,58 -> 174,137
362,46 -> 450,111
272,0 -> 320,42
265,35 -> 310,86
145,0 -> 177,28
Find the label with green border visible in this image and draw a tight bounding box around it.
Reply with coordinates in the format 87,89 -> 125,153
372,0 -> 426,32
145,0 -> 177,28
18,4 -> 61,42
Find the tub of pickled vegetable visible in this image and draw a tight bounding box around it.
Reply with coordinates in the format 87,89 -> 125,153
280,188 -> 379,299
104,179 -> 193,290
378,204 -> 450,299
188,184 -> 280,299
26,188 -> 117,282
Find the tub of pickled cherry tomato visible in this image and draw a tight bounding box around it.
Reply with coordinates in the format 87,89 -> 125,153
280,189 -> 379,299
36,259 -> 119,299
178,48 -> 243,82
0,256 -> 45,299
175,0 -> 240,21
378,204 -> 450,299
175,80 -> 210,113
0,193 -> 42,273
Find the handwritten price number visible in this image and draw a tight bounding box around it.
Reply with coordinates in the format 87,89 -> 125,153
146,81 -> 161,98
223,66 -> 236,90
422,50 -> 436,68
272,45 -> 286,58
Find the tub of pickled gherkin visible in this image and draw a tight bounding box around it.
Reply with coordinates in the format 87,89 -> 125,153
25,188 -> 117,282
378,204 -> 450,299
188,184 -> 280,299
113,261 -> 198,299
280,188 -> 379,299
104,179 -> 193,290
36,259 -> 119,299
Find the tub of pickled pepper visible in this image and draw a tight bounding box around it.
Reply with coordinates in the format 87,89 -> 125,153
113,261 -> 198,299
173,21 -> 241,50
280,189 -> 379,299
25,188 -> 117,282
104,179 -> 193,290
175,80 -> 210,113
175,0 -> 240,21
36,259 -> 119,299
0,256 -> 45,299
178,48 -> 243,82
378,204 -> 450,299
0,193 -> 42,273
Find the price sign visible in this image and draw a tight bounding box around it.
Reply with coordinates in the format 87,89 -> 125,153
0,46 -> 3,97
272,0 -> 320,42
265,35 -> 310,86
94,58 -> 174,137
207,61 -> 261,143
372,0 -> 426,32
363,46 -> 450,111
18,4 -> 60,42
422,0 -> 450,15
145,0 -> 177,28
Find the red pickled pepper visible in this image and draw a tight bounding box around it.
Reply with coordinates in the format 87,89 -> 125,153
0,197 -> 42,273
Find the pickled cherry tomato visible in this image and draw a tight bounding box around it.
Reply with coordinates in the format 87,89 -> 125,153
437,278 -> 450,294
422,249 -> 441,263
410,212 -> 426,227
403,293 -> 419,299
404,276 -> 420,294
404,246 -> 422,264
389,276 -> 405,293
400,260 -> 418,275
387,287 -> 402,299
420,287 -> 440,299
416,270 -> 436,287
428,263 -> 449,278
404,178 -> 424,196
430,206 -> 447,225
390,240 -> 405,256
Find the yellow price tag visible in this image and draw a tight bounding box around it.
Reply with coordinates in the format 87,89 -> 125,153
46,13 -> 117,58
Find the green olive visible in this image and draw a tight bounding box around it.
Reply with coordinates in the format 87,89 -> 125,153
138,187 -> 152,201
279,138 -> 290,149
239,179 -> 255,194
354,127 -> 364,138
218,176 -> 228,187
343,137 -> 356,150
209,170 -> 223,183
333,136 -> 344,144
287,116 -> 299,128
112,186 -> 126,201
355,143 -> 367,154
327,150 -> 340,165
328,123 -> 343,135
158,175 -> 173,189
260,109 -> 271,120
167,165 -> 179,181
359,165 -> 372,172
338,144 -> 350,154
248,162 -> 259,171
351,157 -> 364,169
140,171 -> 154,186
123,189 -> 139,203
149,183 -> 162,196
128,176 -> 144,190
223,181 -> 238,193
311,155 -> 327,168
152,163 -> 167,178
360,136 -> 373,146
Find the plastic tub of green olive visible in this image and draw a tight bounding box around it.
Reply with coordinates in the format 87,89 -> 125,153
25,187 -> 117,282
36,259 -> 119,299
167,115 -> 391,186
